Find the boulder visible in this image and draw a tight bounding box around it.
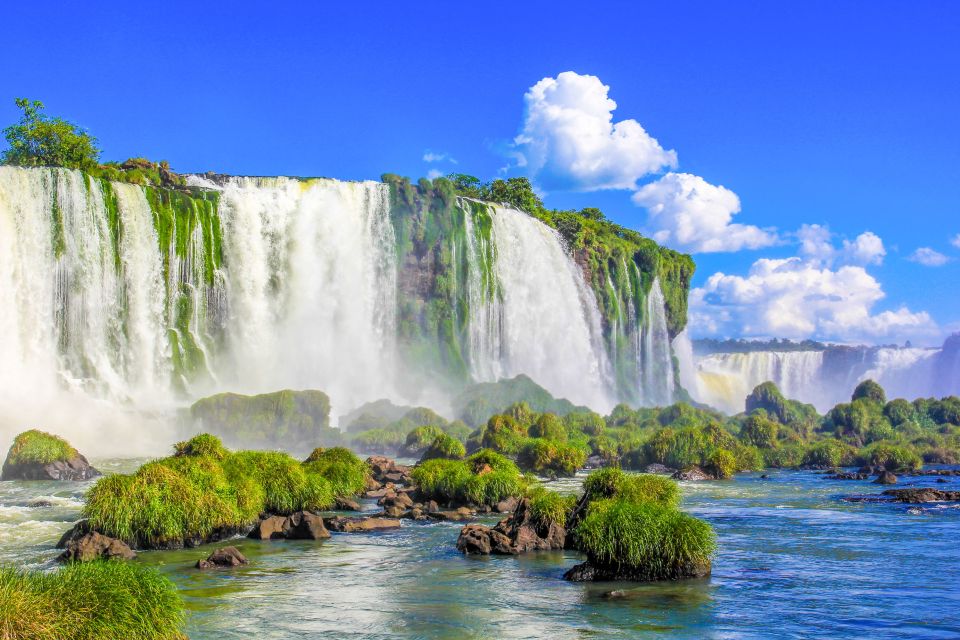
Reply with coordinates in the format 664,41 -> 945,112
495,496 -> 519,514
58,530 -> 136,563
671,466 -> 714,481
248,512 -> 330,540
644,463 -> 676,475
379,492 -> 414,509
197,546 -> 248,569
366,456 -> 411,485
874,471 -> 898,485
563,558 -> 711,582
456,524 -> 516,555
334,497 -> 362,511
323,516 -> 401,533
427,509 -> 475,522
826,472 -> 869,480
2,454 -> 100,482
882,488 -> 960,503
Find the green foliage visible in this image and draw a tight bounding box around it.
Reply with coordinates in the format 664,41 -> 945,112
402,425 -> 444,454
762,443 -> 805,468
529,413 -> 567,441
190,389 -> 338,450
477,414 -> 527,454
706,449 -> 737,479
4,429 -> 77,466
733,444 -> 764,472
1,98 -> 100,170
420,433 -> 467,461
0,562 -> 184,640
852,379 -> 886,404
581,468 -> 681,508
410,450 -> 524,506
516,438 -> 587,477
173,433 -> 227,460
857,442 -> 922,472
453,375 -> 583,427
573,498 -> 715,579
83,437 -> 343,548
402,407 -> 449,429
802,439 -> 854,468
526,487 -> 576,528
884,399 -> 916,426
350,428 -> 406,453
745,382 -> 818,428
740,412 -> 779,448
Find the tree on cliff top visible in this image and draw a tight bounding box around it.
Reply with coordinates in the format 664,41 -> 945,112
1,98 -> 100,169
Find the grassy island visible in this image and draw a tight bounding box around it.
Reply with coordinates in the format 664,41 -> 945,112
4,430 -> 77,466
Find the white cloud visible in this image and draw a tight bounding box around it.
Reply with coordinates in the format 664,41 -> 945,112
691,257 -> 937,342
513,71 -> 677,191
908,247 -> 951,267
631,172 -> 778,253
422,150 -> 457,164
426,169 -> 443,180
797,224 -> 885,266
951,234 -> 960,249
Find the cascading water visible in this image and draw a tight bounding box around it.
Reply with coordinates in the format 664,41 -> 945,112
486,206 -> 614,411
640,278 -> 675,406
693,351 -> 827,413
463,203 -> 502,383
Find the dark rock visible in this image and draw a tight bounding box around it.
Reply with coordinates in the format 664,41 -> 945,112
428,509 -> 475,522
759,474 -> 770,480
379,492 -> 414,509
494,498 -> 565,552
323,516 -> 401,532
882,488 -> 960,503
1,454 -> 100,482
644,463 -> 676,475
197,546 -> 248,569
826,472 -> 869,480
671,466 -> 714,481
874,471 -> 898,485
248,512 -> 330,540
366,456 -> 412,486
563,558 -> 711,582
495,496 -> 519,514
27,500 -> 53,508
58,531 -> 136,563
334,497 -> 361,511
456,523 -> 516,555
937,478 -> 949,484
364,488 -> 390,499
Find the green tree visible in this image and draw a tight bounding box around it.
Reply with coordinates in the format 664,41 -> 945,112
484,177 -> 543,213
852,379 -> 886,404
2,98 -> 100,169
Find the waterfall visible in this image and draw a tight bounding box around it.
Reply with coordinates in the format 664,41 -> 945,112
640,279 -> 675,406
486,205 -> 614,411
693,351 -> 827,413
463,202 -> 502,382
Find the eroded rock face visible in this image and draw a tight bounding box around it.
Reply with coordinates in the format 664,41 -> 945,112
1,454 -> 100,482
248,512 -> 331,540
366,456 -> 412,486
57,528 -> 136,563
455,498 -> 565,556
322,516 -> 401,533
197,546 -> 248,569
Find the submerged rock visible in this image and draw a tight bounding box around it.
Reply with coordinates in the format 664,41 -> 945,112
57,526 -> 136,563
248,512 -> 330,540
197,546 -> 248,569
323,516 -> 401,532
563,558 -> 711,582
826,472 -> 870,480
882,488 -> 960,503
874,471 -> 898,485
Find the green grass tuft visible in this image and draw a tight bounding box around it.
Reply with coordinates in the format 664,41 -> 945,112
527,487 -> 576,528
0,561 -> 184,639
5,429 -> 77,466
582,468 -> 681,508
300,447 -> 368,497
173,433 -> 226,460
411,452 -> 525,507
419,433 -> 466,461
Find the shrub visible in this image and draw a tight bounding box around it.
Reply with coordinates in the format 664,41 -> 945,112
762,443 -> 805,468
420,433 -> 466,462
442,420 -> 472,442
801,439 -> 853,468
350,428 -> 405,453
564,411 -> 606,436
402,425 -> 444,454
858,442 -> 922,472
411,452 -> 524,506
852,379 -> 886,404
516,438 -> 587,477
4,429 -> 77,466
884,399 -> 915,426
466,449 -> 516,473
733,444 -> 764,472
706,449 -> 737,479
301,447 -> 368,497
573,498 -> 715,579
410,459 -> 472,503
582,468 -> 680,508
740,413 -> 779,449
462,470 -> 523,506
505,402 -> 539,429
173,433 -> 227,460
479,414 -> 526,454
745,382 -> 818,427
1,98 -> 100,169
402,407 -> 449,429
0,562 -> 183,640
529,413 -> 566,441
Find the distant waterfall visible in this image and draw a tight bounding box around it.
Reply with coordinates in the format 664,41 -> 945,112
694,351 -> 826,413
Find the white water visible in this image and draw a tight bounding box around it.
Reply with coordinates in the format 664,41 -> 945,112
487,206 -> 614,411
463,203 -> 502,383
694,351 -> 827,413
641,279 -> 675,406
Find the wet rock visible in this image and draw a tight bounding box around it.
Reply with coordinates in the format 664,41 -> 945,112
456,524 -> 515,555
759,474 -> 770,480
364,488 -> 390,499
27,500 -> 53,508
248,512 -> 330,540
2,454 -> 100,482
197,546 -> 248,569
334,497 -> 361,511
874,471 -> 898,485
379,491 -> 414,509
827,472 -> 870,480
671,466 -> 714,481
366,456 -> 411,486
428,508 -> 476,522
323,516 -> 401,533
563,558 -> 711,582
882,488 -> 960,503
937,478 -> 949,484
58,530 -> 136,563
645,463 -> 676,475
906,507 -> 925,515
495,496 -> 519,514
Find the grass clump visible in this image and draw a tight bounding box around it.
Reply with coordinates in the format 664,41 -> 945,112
527,487 -> 576,528
0,561 -> 184,639
411,449 -> 525,507
582,468 -> 681,508
516,438 -> 587,477
419,433 -> 466,462
83,435 -> 345,548
4,429 -> 77,465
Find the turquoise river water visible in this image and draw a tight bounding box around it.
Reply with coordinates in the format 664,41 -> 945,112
2,462 -> 959,639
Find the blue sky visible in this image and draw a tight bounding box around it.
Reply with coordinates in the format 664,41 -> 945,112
2,1 -> 958,346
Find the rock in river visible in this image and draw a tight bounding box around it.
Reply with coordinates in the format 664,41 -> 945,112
197,546 -> 249,569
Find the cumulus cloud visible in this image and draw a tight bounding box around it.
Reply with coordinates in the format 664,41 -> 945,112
422,150 -> 456,164
797,224 -> 885,266
908,247 -> 951,267
951,234 -> 960,249
512,71 -> 677,191
631,172 -> 778,253
690,257 -> 937,342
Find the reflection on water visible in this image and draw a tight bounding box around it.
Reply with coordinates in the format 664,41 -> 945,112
2,464 -> 960,638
